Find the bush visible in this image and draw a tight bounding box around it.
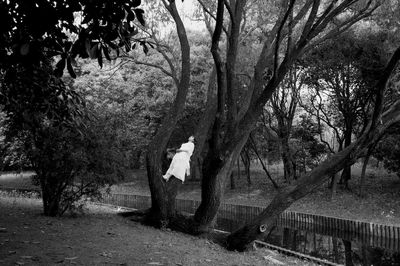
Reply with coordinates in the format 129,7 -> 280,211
27,115 -> 125,216
374,124 -> 400,178
1,63 -> 125,216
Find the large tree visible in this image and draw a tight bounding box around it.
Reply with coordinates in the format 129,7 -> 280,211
300,32 -> 386,189
0,0 -> 145,215
142,0 -> 192,227
185,0 -> 400,251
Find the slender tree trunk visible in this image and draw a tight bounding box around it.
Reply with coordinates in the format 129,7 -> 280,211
313,233 -> 316,252
361,245 -> 370,266
237,158 -> 241,180
241,150 -> 252,187
230,173 -> 235,190
132,150 -> 142,169
340,129 -> 352,189
281,136 -> 296,182
292,230 -> 297,251
283,228 -> 290,248
330,171 -> 340,201
343,239 -> 354,266
359,151 -> 372,197
332,237 -> 339,263
250,135 -> 279,188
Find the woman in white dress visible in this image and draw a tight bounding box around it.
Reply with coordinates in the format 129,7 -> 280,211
162,136 -> 195,183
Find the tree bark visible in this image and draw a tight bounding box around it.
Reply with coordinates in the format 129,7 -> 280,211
343,239 -> 354,266
359,151 -> 371,197
132,150 -> 142,169
145,0 -> 190,227
330,171 -> 340,201
193,135 -> 249,233
241,149 -> 252,187
280,136 -> 296,182
230,173 -> 235,190
340,127 -> 353,189
332,237 -> 339,263
191,67 -> 217,181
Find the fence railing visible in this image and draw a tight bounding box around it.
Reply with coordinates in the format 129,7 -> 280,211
101,193 -> 400,252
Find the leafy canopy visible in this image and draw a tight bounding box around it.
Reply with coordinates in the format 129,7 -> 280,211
0,0 -> 144,76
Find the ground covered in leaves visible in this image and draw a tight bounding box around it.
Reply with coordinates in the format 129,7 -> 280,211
0,194 -> 317,266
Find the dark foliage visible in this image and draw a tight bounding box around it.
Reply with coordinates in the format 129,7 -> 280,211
0,0 -> 145,216
374,124 -> 400,178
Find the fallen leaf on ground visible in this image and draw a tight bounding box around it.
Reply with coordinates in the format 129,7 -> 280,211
263,255 -> 285,265
100,252 -> 112,258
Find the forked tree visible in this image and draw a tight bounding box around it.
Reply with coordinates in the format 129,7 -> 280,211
185,0 -> 400,251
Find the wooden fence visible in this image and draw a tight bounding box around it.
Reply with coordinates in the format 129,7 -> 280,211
101,193 -> 400,252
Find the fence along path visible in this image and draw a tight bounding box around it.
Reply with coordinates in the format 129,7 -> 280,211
101,193 -> 400,251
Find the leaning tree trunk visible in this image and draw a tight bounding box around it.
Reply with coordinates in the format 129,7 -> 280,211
226,92 -> 400,250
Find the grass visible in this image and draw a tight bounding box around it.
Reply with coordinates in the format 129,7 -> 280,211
0,171 -> 38,191
111,163 -> 400,226
1,163 -> 400,226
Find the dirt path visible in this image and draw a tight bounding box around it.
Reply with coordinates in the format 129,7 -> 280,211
0,195 -> 316,266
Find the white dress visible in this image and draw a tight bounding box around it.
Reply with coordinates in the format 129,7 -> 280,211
163,142 -> 195,183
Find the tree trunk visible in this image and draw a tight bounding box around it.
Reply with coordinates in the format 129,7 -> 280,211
291,229 -> 298,251
192,8 -> 400,251
250,135 -> 279,189
230,173 -> 235,190
343,239 -> 354,266
361,245 -> 371,266
359,152 -> 371,197
191,67 -> 217,182
131,150 -> 142,169
193,136 -> 249,233
236,158 -> 241,180
340,129 -> 353,189
281,137 -> 296,182
282,228 -> 290,248
330,171 -> 340,201
38,169 -> 64,217
241,150 -> 252,187
332,237 -> 339,263
145,0 -> 190,228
